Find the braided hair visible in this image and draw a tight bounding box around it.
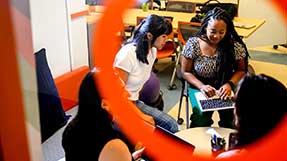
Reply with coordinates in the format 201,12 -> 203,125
196,7 -> 249,88
126,14 -> 172,64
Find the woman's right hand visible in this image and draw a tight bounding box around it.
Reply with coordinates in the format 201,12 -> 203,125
200,85 -> 217,98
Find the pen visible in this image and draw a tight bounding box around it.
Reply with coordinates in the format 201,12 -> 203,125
213,134 -> 217,144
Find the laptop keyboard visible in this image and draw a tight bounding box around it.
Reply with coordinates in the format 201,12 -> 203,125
199,98 -> 234,110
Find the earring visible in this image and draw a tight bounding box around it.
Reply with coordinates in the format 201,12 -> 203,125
147,33 -> 153,40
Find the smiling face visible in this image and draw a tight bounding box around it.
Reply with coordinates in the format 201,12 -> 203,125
152,34 -> 169,50
205,19 -> 227,45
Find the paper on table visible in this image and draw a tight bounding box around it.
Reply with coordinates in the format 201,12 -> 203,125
233,21 -> 256,29
206,128 -> 222,138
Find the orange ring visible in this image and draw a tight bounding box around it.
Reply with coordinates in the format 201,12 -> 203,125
91,0 -> 287,160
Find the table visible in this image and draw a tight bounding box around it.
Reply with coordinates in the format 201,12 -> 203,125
248,46 -> 287,87
87,6 -> 265,38
172,0 -> 238,5
175,127 -> 236,155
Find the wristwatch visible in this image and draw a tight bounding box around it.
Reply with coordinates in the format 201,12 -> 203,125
227,80 -> 235,89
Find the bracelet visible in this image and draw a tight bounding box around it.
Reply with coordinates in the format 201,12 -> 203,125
227,81 -> 235,89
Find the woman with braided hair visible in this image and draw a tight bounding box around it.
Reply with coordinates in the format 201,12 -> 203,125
181,7 -> 249,128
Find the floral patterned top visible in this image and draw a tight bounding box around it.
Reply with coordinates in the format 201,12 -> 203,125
182,37 -> 246,80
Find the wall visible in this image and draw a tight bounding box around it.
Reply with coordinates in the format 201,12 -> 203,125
66,0 -> 89,70
30,0 -> 89,77
0,0 -> 41,161
238,0 -> 287,48
29,0 -> 286,77
30,0 -> 71,77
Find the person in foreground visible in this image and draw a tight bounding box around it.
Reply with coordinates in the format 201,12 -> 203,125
216,74 -> 287,158
114,14 -> 178,133
181,7 -> 249,128
62,69 -> 144,161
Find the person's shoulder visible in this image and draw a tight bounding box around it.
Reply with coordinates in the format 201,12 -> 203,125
182,37 -> 200,57
122,43 -> 136,51
233,41 -> 247,58
117,44 -> 136,56
115,43 -> 137,60
187,36 -> 198,44
62,118 -> 81,149
233,41 -> 245,49
99,139 -> 132,161
216,149 -> 246,160
62,118 -> 78,136
185,37 -> 200,49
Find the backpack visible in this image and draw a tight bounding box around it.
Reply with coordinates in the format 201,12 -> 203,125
139,72 -> 164,111
144,91 -> 164,111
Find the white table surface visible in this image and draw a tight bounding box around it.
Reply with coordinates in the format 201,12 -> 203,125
175,127 -> 237,156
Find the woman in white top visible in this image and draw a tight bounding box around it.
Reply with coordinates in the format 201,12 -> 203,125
114,14 -> 178,133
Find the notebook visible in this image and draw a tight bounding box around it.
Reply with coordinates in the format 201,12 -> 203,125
194,91 -> 234,112
154,125 -> 195,152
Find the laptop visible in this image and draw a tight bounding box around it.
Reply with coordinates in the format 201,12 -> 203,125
154,125 -> 195,152
194,91 -> 234,112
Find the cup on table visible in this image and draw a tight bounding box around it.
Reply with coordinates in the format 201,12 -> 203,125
141,3 -> 149,12
211,135 -> 226,157
228,132 -> 238,150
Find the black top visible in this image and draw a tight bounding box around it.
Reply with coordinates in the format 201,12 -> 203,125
62,111 -> 119,161
62,71 -> 134,161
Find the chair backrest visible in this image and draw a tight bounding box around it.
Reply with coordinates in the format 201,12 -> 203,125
164,17 -> 174,39
199,0 -> 238,19
177,21 -> 201,45
166,0 -> 196,13
136,16 -> 146,26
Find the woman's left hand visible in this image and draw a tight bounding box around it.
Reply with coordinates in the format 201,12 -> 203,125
132,147 -> 145,160
218,83 -> 232,100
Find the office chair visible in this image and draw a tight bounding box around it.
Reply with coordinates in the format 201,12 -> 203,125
176,21 -> 201,128
123,25 -> 135,40
136,16 -> 179,90
273,40 -> 287,49
177,21 -> 201,46
166,0 -> 196,13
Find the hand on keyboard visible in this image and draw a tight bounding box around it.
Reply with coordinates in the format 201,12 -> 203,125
200,85 -> 217,98
194,90 -> 235,112
218,84 -> 234,100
